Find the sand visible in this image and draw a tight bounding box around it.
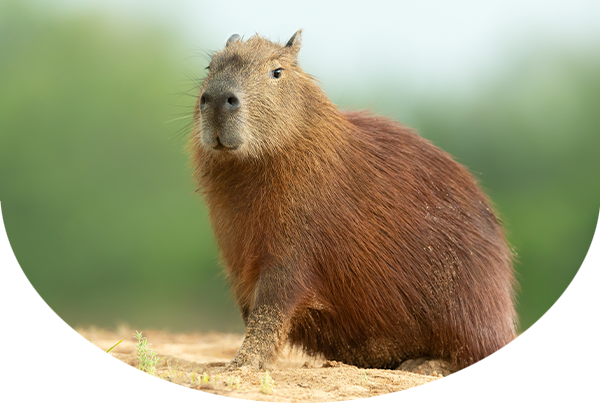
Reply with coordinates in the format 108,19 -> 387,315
0,329 -> 600,403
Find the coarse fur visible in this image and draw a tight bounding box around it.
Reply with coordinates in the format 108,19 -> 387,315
190,30 -> 517,371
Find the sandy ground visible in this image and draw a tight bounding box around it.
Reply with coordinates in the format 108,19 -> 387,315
0,329 -> 600,403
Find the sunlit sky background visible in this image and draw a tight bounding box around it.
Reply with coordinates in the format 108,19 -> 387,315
40,0 -> 600,98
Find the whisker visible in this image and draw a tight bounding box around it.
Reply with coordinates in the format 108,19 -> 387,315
165,115 -> 193,124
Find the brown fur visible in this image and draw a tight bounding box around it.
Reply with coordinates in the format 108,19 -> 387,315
190,30 -> 517,371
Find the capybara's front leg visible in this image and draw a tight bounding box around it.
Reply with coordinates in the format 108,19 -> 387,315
227,265 -> 302,370
228,304 -> 288,369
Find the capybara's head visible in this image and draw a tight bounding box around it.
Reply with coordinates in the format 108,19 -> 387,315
193,30 -> 320,159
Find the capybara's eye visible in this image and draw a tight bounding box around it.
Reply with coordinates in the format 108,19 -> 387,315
271,68 -> 283,79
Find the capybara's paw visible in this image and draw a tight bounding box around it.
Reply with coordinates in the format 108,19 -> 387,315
226,350 -> 261,370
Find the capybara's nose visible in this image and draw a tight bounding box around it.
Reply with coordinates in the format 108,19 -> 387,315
220,92 -> 241,111
200,91 -> 241,113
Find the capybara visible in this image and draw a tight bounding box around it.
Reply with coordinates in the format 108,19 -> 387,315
190,30 -> 517,371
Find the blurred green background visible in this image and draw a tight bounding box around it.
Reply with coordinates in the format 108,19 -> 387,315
1,1 -> 598,334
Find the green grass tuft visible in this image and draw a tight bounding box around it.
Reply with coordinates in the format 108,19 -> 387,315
226,375 -> 242,390
360,369 -> 368,384
259,371 -> 274,395
134,331 -> 161,376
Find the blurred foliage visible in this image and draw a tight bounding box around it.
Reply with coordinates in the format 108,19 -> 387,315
1,2 -> 598,334
0,2 -> 243,333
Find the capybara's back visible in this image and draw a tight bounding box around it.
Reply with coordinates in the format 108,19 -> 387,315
191,30 -> 517,371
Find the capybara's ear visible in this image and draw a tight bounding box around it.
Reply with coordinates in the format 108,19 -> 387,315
226,33 -> 241,47
285,29 -> 303,61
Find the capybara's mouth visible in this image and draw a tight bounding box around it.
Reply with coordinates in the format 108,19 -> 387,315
213,137 -> 239,151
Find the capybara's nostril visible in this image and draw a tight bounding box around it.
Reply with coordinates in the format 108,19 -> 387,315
228,96 -> 239,107
200,93 -> 210,109
222,92 -> 241,111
